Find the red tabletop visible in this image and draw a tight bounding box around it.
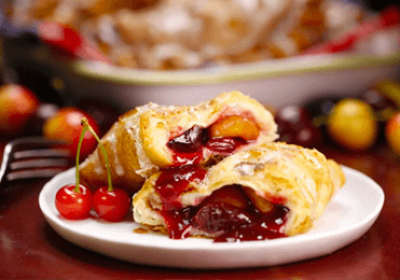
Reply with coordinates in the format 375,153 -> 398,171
1,140 -> 400,279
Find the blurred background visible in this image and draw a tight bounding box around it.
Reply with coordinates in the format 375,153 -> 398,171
365,0 -> 399,11
1,0 -> 400,160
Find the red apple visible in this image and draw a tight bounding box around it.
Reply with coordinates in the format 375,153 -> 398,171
0,84 -> 40,135
43,107 -> 100,160
385,111 -> 400,155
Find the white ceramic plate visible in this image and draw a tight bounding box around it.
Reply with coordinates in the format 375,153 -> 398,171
39,166 -> 384,269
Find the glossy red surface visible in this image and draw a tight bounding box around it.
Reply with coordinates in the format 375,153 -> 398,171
1,141 -> 400,279
161,185 -> 288,241
156,165 -> 207,211
167,124 -> 249,166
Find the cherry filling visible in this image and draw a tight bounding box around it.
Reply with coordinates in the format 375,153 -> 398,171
214,205 -> 289,242
155,165 -> 207,211
205,137 -> 248,156
167,125 -> 251,166
156,180 -> 289,242
157,116 -> 282,242
167,125 -> 206,153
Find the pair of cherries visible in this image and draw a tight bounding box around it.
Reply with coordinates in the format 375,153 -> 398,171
55,118 -> 130,222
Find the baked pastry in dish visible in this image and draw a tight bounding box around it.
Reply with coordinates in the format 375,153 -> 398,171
132,142 -> 345,242
79,91 -> 277,193
7,0 -> 340,69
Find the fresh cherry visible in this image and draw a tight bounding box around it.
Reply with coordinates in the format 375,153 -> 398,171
81,118 -> 131,222
359,89 -> 398,141
385,111 -> 400,155
93,187 -> 131,222
0,84 -> 40,136
275,105 -> 322,148
55,184 -> 93,220
43,107 -> 100,161
55,119 -> 93,220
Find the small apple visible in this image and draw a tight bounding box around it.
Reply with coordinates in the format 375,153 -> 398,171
43,107 -> 100,160
0,84 -> 40,135
385,111 -> 400,155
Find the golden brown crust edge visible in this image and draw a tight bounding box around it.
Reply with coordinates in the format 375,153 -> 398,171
79,109 -> 146,194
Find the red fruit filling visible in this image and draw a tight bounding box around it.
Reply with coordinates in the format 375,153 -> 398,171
155,168 -> 289,242
167,118 -> 256,166
156,165 -> 207,211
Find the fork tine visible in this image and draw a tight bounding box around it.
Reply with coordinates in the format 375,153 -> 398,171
0,141 -> 14,184
6,168 -> 69,181
10,158 -> 70,170
13,149 -> 71,159
0,137 -> 72,185
8,137 -> 69,150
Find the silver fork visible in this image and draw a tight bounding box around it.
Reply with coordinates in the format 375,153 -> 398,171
0,137 -> 72,185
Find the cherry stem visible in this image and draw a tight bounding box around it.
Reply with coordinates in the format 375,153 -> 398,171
81,117 -> 113,192
74,125 -> 88,193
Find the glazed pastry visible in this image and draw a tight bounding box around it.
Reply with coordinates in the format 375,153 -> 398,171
79,91 -> 278,193
132,142 -> 345,242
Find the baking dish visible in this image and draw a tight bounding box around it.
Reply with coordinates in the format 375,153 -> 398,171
1,2 -> 400,111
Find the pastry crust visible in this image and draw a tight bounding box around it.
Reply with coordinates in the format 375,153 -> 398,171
79,91 -> 277,193
133,142 -> 346,238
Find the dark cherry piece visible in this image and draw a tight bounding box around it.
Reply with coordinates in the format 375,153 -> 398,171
167,125 -> 206,153
214,205 -> 289,242
191,202 -> 254,234
167,125 -> 249,166
158,183 -> 289,242
205,137 -> 248,156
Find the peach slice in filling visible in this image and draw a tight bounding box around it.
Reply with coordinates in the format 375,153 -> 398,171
166,114 -> 261,166
155,167 -> 289,242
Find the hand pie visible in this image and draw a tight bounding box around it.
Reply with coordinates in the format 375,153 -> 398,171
79,91 -> 277,193
132,142 -> 345,242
